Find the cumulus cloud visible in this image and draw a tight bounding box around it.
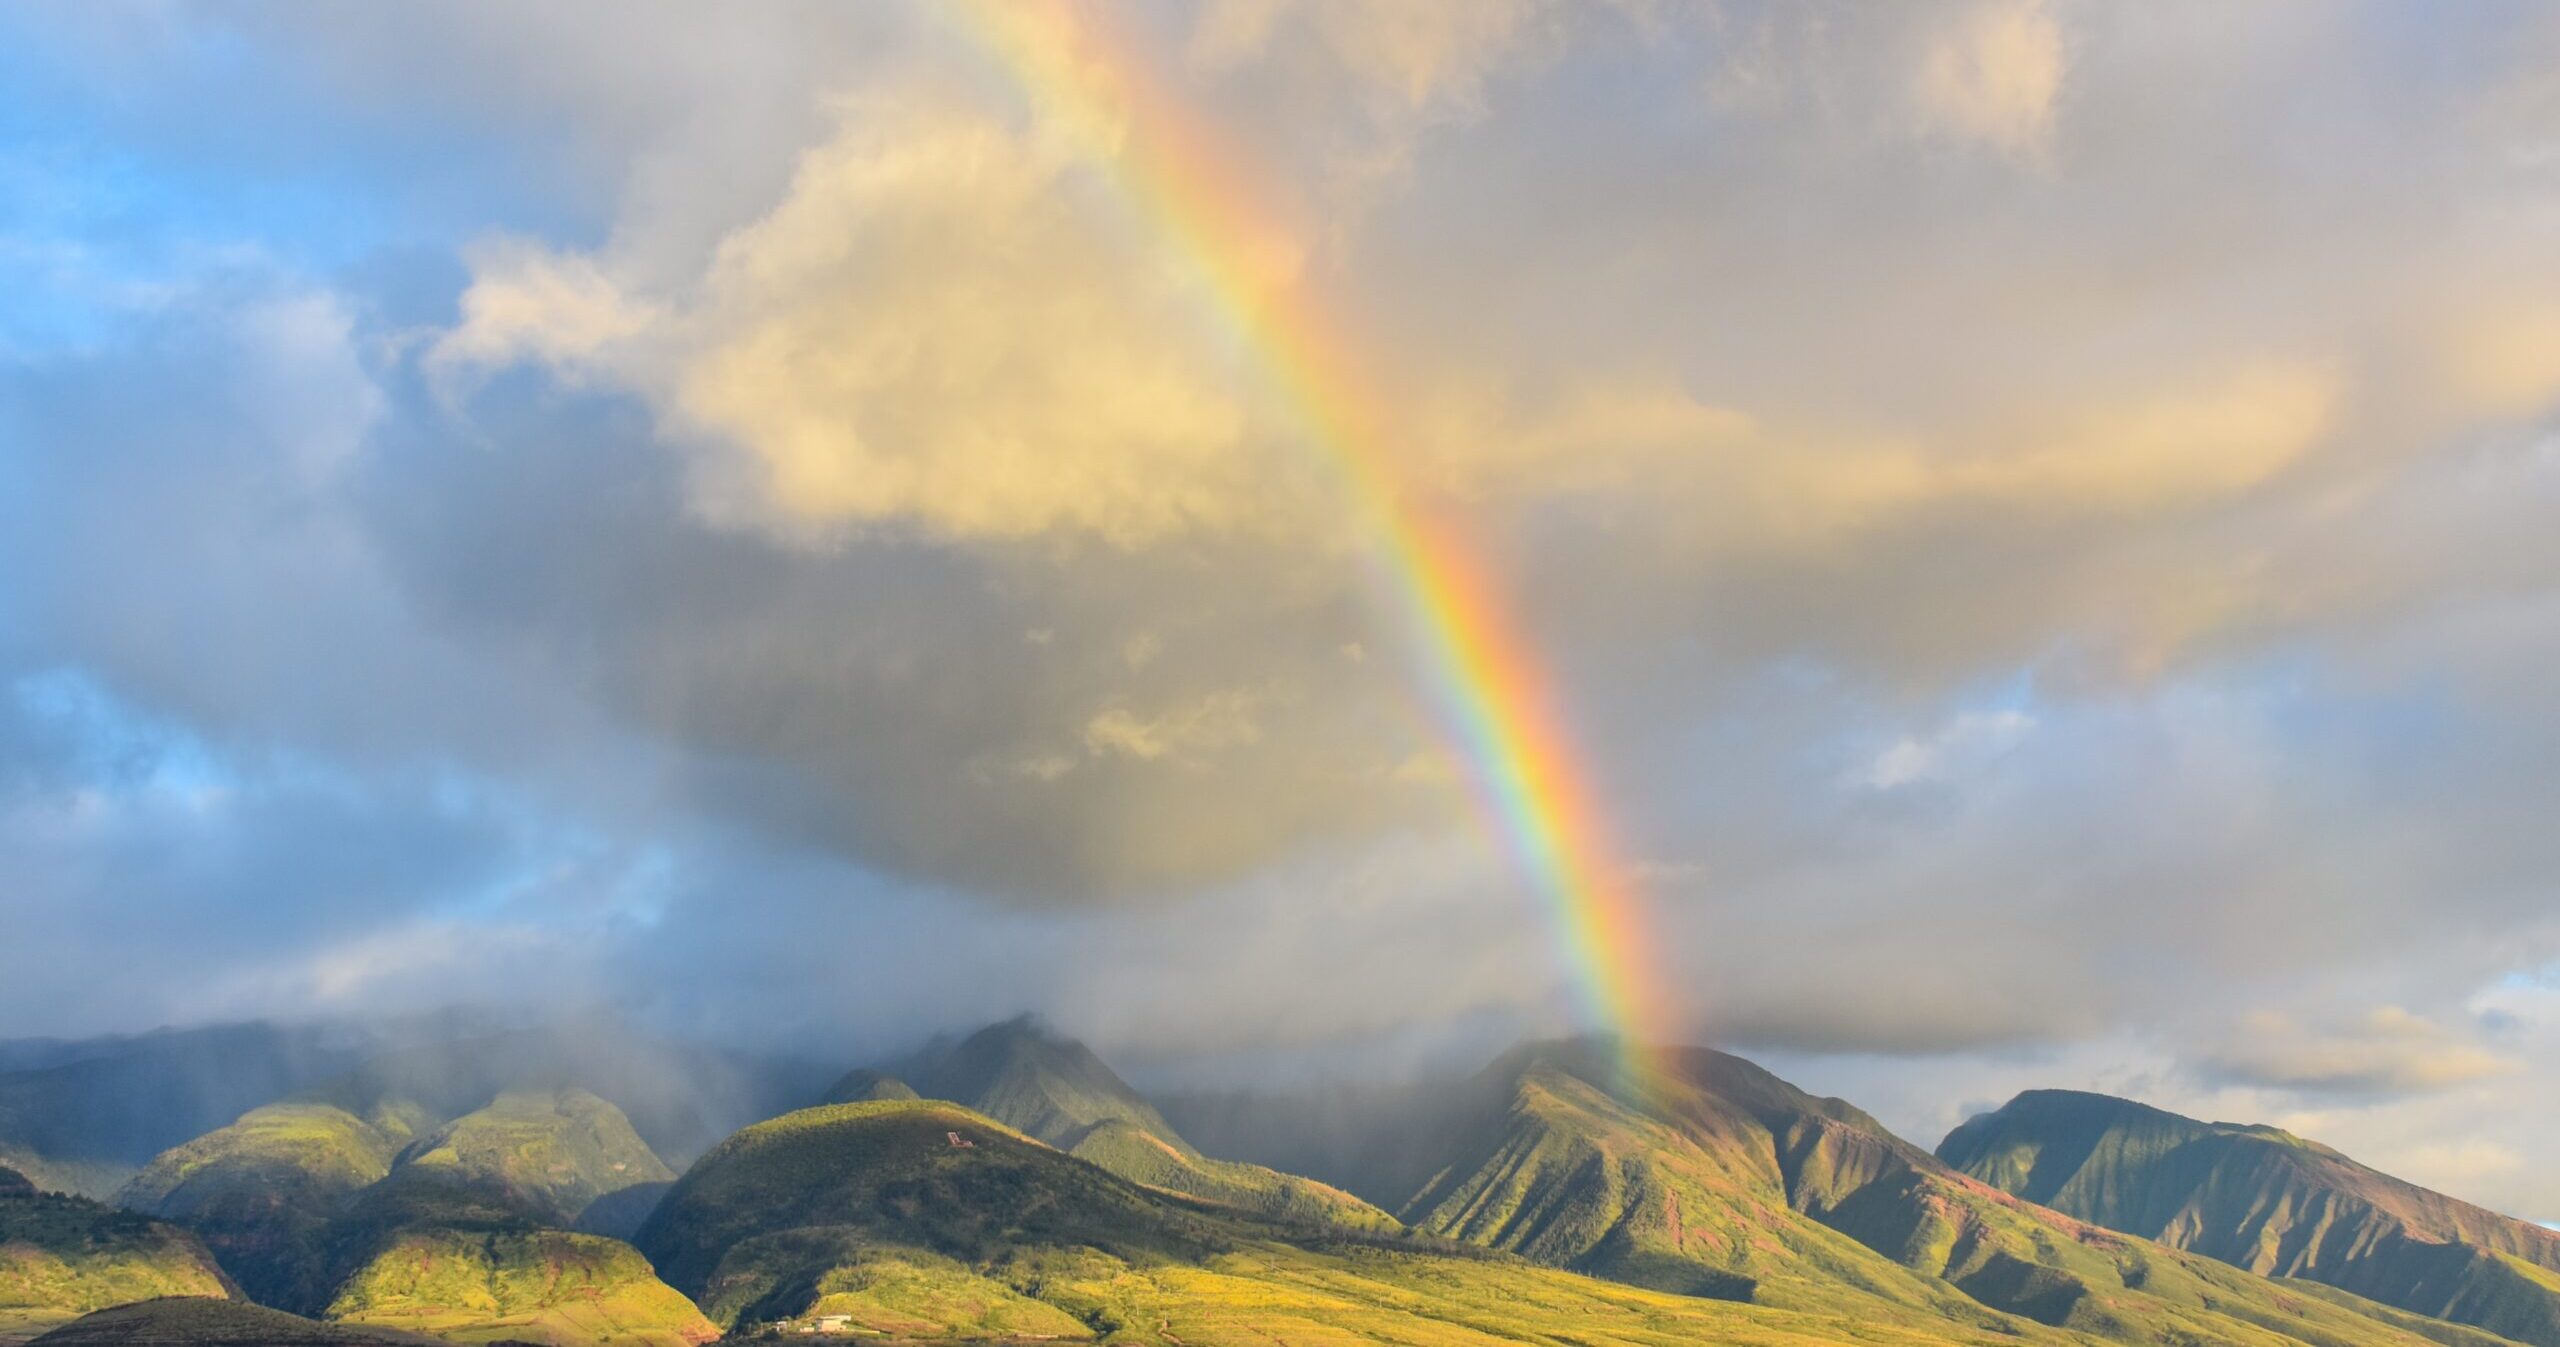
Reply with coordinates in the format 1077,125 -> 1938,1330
1914,0 -> 2067,161
439,100 -> 1259,547
2198,1007 -> 2523,1096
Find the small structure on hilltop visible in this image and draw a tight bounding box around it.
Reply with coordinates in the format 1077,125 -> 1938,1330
947,1130 -> 975,1149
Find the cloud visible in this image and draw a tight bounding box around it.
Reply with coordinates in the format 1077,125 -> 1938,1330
1852,709 -> 2034,791
432,239 -> 663,374
2197,1007 -> 2523,1095
1082,689 -> 1265,763
1188,0 -> 1559,111
440,90 -> 1291,550
1914,0 -> 2067,161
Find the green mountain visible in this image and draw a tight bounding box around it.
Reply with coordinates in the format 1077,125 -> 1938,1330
634,1097 -> 2069,1345
1940,1088 -> 2560,1345
118,1088 -> 712,1346
22,1296 -> 443,1345
819,1070 -> 919,1104
878,1019 -> 1395,1230
118,1101 -> 422,1312
377,1089 -> 675,1226
316,1019 -> 834,1168
889,1017 -> 1191,1149
0,1169 -> 235,1341
314,1093 -> 714,1347
322,1226 -> 716,1346
571,1182 -> 674,1242
1400,1040 -> 2513,1347
0,1025 -> 377,1201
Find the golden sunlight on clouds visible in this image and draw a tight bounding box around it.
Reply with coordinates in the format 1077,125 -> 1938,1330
1081,688 -> 1266,764
675,98 -> 1270,545
1915,0 -> 2067,161
1958,363 -> 2335,514
1413,363 -> 2332,558
2441,305 -> 2560,418
445,93 -> 1294,548
405,0 -> 2560,906
432,240 -> 662,374
2206,1007 -> 2522,1094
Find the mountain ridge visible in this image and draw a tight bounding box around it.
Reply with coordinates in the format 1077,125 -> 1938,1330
1399,1037 -> 2515,1347
1941,1086 -> 2560,1346
860,1017 -> 1398,1231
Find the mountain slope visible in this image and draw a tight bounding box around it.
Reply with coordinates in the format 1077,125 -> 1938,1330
1941,1088 -> 2560,1345
1403,1040 -> 2510,1347
322,1226 -> 715,1347
0,1025 -> 372,1200
120,1087 -> 712,1344
0,1170 -> 236,1341
118,1102 -> 421,1312
306,1018 -> 833,1169
890,1017 -> 1189,1149
818,1070 -> 919,1104
23,1297 -> 443,1346
316,1093 -> 714,1347
879,1018 -> 1396,1230
635,1097 -> 2081,1346
378,1088 -> 674,1226
1064,1117 -> 1398,1231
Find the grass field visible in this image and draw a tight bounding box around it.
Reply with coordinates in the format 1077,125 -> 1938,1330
325,1226 -> 716,1346
0,1179 -> 233,1341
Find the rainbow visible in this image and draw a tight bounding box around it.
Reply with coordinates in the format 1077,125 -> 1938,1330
944,0 -> 1679,1087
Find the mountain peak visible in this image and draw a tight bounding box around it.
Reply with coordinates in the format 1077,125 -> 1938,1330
1941,1086 -> 2560,1345
894,1018 -> 1186,1155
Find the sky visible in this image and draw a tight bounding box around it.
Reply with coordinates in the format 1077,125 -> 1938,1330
5,0 -> 2560,1215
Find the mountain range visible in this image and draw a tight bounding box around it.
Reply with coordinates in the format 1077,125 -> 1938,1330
1943,1089 -> 2560,1345
0,1014 -> 2548,1347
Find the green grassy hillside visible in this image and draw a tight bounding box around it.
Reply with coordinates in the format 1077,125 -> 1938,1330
1941,1088 -> 2560,1345
311,1092 -> 713,1347
22,1296 -> 443,1345
886,1020 -> 1399,1231
1402,1040 -> 2509,1347
636,1094 -> 2490,1347
1066,1118 -> 1399,1233
0,1174 -> 235,1341
637,1096 -> 1976,1344
117,1086 -> 712,1345
117,1102 -> 418,1313
896,1019 -> 1190,1150
323,1226 -> 716,1346
381,1088 -> 674,1226
634,1099 -> 1215,1302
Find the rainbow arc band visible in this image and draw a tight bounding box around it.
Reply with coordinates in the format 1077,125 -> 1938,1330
946,0 -> 1677,1090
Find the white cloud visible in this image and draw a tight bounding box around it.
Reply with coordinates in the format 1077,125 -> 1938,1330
1853,709 -> 2036,790
2198,1007 -> 2523,1095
